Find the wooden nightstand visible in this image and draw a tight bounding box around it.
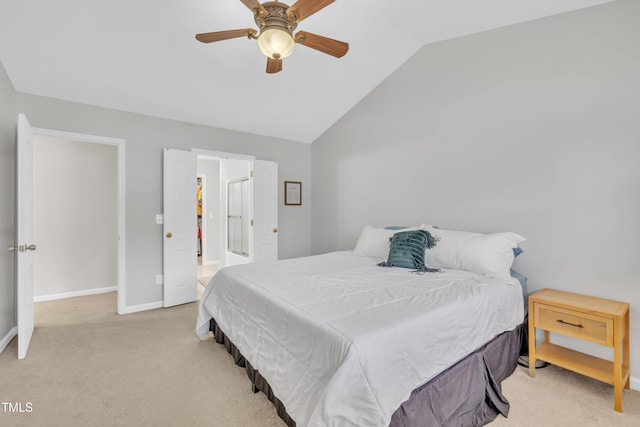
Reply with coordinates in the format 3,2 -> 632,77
528,288 -> 630,412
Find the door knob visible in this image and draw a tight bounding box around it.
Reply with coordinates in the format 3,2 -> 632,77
8,244 -> 36,252
166,232 -> 173,238
272,228 -> 278,233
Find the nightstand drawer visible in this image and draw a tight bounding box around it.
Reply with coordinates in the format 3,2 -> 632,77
534,303 -> 613,346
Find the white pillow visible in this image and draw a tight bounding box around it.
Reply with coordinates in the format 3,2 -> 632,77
353,225 -> 418,259
422,225 -> 526,281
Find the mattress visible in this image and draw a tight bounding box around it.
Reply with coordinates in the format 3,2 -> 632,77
196,251 -> 524,427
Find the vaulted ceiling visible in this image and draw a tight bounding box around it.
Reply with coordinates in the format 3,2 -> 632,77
0,0 -> 612,143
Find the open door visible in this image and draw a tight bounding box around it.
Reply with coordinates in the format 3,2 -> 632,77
14,114 -> 36,359
250,160 -> 278,263
163,148 -> 197,307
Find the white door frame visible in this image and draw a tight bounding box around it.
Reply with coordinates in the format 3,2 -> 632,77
32,127 -> 126,315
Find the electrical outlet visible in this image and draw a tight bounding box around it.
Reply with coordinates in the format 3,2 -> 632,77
155,274 -> 163,285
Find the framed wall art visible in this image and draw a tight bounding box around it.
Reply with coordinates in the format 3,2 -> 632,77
284,181 -> 301,206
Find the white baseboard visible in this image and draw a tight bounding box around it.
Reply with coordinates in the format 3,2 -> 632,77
203,259 -> 219,266
118,301 -> 163,315
0,327 -> 17,354
34,286 -> 118,302
630,376 -> 640,391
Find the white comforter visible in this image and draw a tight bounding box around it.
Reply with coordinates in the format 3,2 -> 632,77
196,251 -> 524,427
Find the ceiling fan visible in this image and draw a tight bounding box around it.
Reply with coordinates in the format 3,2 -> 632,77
196,0 -> 349,74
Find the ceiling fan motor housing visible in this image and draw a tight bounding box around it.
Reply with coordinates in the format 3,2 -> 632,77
255,2 -> 298,35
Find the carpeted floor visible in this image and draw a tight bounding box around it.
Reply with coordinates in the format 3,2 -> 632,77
0,292 -> 638,426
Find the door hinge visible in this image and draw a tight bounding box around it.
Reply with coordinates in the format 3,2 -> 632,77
251,219 -> 254,226
250,170 -> 254,177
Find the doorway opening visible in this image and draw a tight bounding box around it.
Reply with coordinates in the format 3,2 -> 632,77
196,173 -> 217,298
32,128 -> 125,314
194,153 -> 253,297
163,148 -> 277,308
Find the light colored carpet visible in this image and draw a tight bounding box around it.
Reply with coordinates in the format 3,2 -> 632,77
493,365 -> 640,426
0,292 -> 638,427
0,292 -> 284,427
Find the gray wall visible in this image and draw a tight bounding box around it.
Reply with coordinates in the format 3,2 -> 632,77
34,136 -> 117,298
17,93 -> 311,308
0,61 -> 16,345
312,0 -> 640,377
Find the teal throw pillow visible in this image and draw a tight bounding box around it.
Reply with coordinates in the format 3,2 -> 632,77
378,230 -> 440,273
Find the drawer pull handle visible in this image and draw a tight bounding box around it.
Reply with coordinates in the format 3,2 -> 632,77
557,319 -> 584,328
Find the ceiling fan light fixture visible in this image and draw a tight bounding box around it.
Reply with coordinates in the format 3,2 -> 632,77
257,26 -> 295,60
196,0 -> 348,74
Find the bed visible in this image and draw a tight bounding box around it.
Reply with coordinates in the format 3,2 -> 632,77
196,226 -> 526,427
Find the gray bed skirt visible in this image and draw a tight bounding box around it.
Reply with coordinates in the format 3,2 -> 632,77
209,318 -> 525,427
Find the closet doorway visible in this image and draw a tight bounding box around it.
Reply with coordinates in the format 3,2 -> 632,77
194,154 -> 252,296
195,169 -> 219,297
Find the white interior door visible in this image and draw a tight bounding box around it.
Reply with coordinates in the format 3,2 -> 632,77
15,114 -> 36,359
250,160 -> 278,263
163,148 -> 197,307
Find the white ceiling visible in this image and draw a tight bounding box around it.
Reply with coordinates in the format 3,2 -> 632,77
0,0 -> 612,143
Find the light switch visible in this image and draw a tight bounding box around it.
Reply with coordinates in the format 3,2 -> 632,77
156,214 -> 163,224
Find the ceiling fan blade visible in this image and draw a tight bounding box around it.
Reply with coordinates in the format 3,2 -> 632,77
266,57 -> 283,74
286,0 -> 335,23
195,29 -> 256,43
294,31 -> 348,58
239,0 -> 267,16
